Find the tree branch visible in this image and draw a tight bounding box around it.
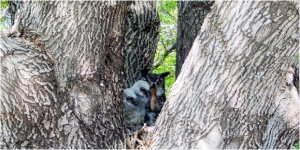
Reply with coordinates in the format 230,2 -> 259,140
152,41 -> 177,70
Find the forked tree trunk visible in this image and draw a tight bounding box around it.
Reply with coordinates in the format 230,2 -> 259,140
1,1 -> 128,148
150,1 -> 299,149
175,1 -> 214,77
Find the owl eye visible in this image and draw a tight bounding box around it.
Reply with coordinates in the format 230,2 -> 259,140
157,80 -> 161,85
140,87 -> 147,95
126,97 -> 136,106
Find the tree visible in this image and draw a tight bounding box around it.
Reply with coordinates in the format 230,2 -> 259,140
125,1 -> 160,88
175,1 -> 214,77
1,1 -> 158,148
1,1 -> 299,149
150,1 -> 299,149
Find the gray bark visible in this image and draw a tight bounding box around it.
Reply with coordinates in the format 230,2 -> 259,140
7,1 -> 23,27
150,1 -> 299,149
1,1 -> 127,148
175,1 -> 214,78
124,1 -> 159,88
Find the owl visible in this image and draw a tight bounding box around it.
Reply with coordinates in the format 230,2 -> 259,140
123,80 -> 151,132
140,69 -> 170,117
130,80 -> 151,107
123,88 -> 144,131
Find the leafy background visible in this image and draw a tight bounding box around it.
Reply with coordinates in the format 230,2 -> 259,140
0,1 -> 9,31
153,0 -> 177,97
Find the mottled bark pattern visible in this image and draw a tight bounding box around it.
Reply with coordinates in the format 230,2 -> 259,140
124,1 -> 159,88
1,1 -> 127,148
175,1 -> 214,77
7,0 -> 23,27
150,1 -> 299,149
1,33 -> 58,148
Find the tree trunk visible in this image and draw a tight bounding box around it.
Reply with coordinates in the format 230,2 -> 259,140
1,1 -> 128,148
150,1 -> 299,149
124,1 -> 160,88
175,1 -> 214,78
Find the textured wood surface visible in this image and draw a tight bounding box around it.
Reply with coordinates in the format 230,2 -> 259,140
124,1 -> 159,88
1,1 -> 128,148
176,1 -> 214,77
150,1 -> 299,149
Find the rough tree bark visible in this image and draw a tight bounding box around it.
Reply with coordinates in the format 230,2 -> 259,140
175,1 -> 214,78
150,1 -> 299,149
1,1 -> 128,148
124,1 -> 159,88
7,0 -> 23,27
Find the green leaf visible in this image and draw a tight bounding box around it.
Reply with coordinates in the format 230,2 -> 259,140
0,1 -> 9,10
158,0 -> 177,24
154,0 -> 178,98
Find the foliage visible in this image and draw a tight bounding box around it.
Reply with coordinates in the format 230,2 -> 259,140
153,0 -> 177,97
0,1 -> 9,9
157,0 -> 177,50
292,142 -> 300,149
0,0 -> 9,31
153,51 -> 176,96
157,0 -> 177,24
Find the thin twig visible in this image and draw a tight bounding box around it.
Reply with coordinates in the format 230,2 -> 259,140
152,41 -> 177,70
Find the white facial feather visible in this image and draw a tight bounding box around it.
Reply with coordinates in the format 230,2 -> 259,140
123,88 -> 137,117
123,88 -> 137,100
132,80 -> 150,95
131,80 -> 151,105
123,83 -> 149,131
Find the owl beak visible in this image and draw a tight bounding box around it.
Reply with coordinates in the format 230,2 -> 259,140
150,88 -> 157,111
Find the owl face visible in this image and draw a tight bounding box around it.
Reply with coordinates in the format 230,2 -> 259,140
123,88 -> 146,131
140,69 -> 169,111
132,80 -> 151,99
131,80 -> 151,109
123,89 -> 138,117
123,83 -> 149,110
123,88 -> 137,105
140,69 -> 170,97
123,80 -> 150,124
